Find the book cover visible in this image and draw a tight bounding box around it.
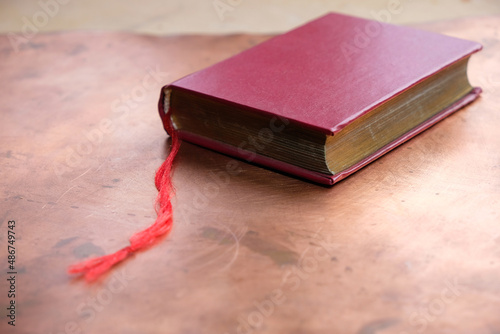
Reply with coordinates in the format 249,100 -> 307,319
158,12 -> 482,185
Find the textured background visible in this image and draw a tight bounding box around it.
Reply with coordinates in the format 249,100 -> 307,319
1,0 -> 499,34
1,2 -> 500,334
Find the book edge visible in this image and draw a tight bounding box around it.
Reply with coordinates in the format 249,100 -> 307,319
331,87 -> 482,183
176,130 -> 336,185
158,86 -> 482,186
158,86 -> 335,185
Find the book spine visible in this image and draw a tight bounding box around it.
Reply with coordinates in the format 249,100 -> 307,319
158,86 -> 175,135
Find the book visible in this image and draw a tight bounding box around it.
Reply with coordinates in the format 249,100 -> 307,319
158,12 -> 482,185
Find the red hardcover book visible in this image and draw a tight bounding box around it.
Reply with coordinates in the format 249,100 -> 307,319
158,12 -> 482,185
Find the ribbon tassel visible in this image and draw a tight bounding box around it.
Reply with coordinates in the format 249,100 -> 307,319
68,132 -> 181,282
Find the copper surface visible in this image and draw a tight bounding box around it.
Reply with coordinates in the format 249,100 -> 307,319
1,16 -> 499,334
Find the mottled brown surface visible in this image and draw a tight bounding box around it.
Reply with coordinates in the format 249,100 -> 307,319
1,16 -> 500,334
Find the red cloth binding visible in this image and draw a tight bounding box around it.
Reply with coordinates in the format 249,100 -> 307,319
68,132 -> 181,282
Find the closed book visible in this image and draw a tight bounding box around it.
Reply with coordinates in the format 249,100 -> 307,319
158,12 -> 482,185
